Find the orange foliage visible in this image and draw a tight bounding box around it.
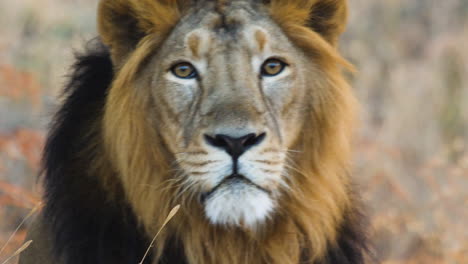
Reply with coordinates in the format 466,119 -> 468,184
0,129 -> 45,170
0,180 -> 42,209
0,65 -> 41,106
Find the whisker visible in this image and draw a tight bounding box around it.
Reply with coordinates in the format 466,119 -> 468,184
283,149 -> 302,153
172,179 -> 198,203
175,150 -> 208,155
283,163 -> 308,180
253,160 -> 282,165
138,176 -> 186,194
283,155 -> 305,174
259,148 -> 281,154
181,160 -> 221,167
261,169 -> 283,174
277,177 -> 291,191
139,180 -> 178,190
167,166 -> 185,173
284,154 -> 301,167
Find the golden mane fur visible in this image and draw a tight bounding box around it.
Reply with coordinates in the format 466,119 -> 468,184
97,0 -> 359,263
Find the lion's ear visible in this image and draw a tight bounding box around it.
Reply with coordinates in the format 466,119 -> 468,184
307,0 -> 348,45
98,0 -> 186,65
98,0 -> 142,64
268,0 -> 348,46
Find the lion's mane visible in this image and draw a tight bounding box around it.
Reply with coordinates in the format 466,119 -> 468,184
40,1 -> 373,264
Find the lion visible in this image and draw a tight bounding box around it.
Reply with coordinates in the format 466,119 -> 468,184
19,0 -> 372,263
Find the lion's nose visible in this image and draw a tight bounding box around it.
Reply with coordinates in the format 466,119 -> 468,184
204,133 -> 266,159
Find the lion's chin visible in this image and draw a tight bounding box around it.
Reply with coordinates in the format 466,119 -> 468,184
203,178 -> 275,228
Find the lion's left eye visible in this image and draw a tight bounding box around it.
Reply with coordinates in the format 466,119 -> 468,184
261,58 -> 287,77
171,62 -> 198,79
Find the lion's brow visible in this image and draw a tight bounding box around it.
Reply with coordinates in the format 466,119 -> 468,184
255,30 -> 267,52
188,34 -> 201,59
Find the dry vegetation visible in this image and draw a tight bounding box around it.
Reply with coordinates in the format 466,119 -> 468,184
0,0 -> 467,263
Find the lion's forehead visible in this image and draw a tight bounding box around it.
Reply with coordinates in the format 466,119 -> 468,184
165,1 -> 281,53
181,0 -> 266,31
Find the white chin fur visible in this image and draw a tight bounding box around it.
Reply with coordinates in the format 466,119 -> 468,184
203,182 -> 274,228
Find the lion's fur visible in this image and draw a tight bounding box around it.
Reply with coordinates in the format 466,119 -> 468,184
20,1 -> 372,264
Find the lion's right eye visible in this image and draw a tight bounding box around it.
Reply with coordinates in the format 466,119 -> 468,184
261,58 -> 287,77
171,62 -> 198,79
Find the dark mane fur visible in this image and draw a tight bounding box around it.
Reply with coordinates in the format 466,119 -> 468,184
320,197 -> 374,264
42,40 -> 156,264
41,39 -> 372,264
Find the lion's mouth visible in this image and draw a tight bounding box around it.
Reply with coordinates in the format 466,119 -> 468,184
201,174 -> 270,202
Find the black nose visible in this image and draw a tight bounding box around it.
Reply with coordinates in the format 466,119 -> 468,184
204,133 -> 266,159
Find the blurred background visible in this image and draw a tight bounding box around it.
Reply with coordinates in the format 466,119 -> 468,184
0,0 -> 467,263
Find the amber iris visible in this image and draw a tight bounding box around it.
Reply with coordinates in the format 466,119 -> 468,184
261,58 -> 286,77
171,62 -> 197,79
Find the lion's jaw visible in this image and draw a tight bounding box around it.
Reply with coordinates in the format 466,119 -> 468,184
175,132 -> 288,228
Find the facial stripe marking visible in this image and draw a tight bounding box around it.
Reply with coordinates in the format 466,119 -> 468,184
190,171 -> 210,176
159,93 -> 182,123
188,34 -> 200,59
185,30 -> 212,62
255,30 -> 267,52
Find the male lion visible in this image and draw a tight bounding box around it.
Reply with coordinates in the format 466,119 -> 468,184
20,0 -> 372,263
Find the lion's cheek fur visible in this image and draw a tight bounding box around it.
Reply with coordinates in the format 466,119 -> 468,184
100,47 -> 167,238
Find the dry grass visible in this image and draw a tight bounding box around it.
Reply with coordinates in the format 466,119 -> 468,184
0,0 -> 467,263
139,205 -> 180,264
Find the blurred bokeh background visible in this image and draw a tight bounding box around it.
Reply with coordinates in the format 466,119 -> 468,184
0,0 -> 467,263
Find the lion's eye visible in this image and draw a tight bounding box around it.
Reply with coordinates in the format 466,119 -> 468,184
171,62 -> 197,79
261,58 -> 287,77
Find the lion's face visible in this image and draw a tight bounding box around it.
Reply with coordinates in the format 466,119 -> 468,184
145,6 -> 308,227
101,0 -> 352,240
99,0 -> 355,261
